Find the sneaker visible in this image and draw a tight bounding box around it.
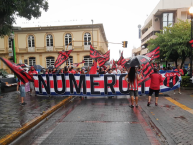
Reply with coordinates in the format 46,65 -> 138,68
136,104 -> 138,108
155,103 -> 158,106
147,102 -> 150,106
178,92 -> 181,94
130,105 -> 134,108
20,102 -> 27,105
174,92 -> 176,94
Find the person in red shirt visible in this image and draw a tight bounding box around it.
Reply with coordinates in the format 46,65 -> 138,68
28,66 -> 38,95
174,65 -> 184,94
147,67 -> 163,106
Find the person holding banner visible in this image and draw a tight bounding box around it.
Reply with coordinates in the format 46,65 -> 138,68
125,67 -> 141,108
28,66 -> 38,95
147,67 -> 163,106
174,65 -> 184,94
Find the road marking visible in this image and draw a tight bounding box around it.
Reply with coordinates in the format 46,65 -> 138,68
165,97 -> 193,114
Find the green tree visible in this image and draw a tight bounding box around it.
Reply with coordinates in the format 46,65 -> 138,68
147,20 -> 191,68
0,0 -> 48,37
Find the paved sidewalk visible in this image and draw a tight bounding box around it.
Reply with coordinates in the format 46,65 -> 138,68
0,91 -> 68,140
139,89 -> 193,145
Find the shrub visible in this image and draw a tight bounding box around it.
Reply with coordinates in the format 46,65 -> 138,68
181,76 -> 192,87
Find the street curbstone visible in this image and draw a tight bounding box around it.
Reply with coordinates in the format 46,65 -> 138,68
0,96 -> 73,145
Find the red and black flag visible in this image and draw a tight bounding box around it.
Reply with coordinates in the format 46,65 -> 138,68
112,60 -> 116,69
89,59 -> 97,74
54,50 -> 73,68
0,57 -> 33,83
138,62 -> 154,85
97,50 -> 110,67
90,45 -> 105,59
146,46 -> 160,61
117,51 -> 126,67
73,60 -> 85,67
189,40 -> 193,47
163,72 -> 180,88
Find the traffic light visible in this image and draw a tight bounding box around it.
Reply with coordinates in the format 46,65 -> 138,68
122,41 -> 128,48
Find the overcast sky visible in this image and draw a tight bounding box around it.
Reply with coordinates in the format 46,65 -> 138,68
15,0 -> 160,60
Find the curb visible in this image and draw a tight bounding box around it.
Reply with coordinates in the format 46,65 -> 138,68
0,96 -> 73,145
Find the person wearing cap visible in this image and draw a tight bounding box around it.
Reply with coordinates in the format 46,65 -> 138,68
147,67 -> 163,106
28,66 -> 38,95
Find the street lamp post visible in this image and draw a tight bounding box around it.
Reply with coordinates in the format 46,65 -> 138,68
189,7 -> 193,78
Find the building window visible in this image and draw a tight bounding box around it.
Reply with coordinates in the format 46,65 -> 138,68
46,34 -> 53,47
66,56 -> 73,66
28,35 -> 35,47
8,38 -> 12,48
24,59 -> 28,65
163,13 -> 173,27
84,33 -> 91,45
65,34 -> 72,46
84,56 -> 92,67
29,57 -> 36,66
46,57 -> 55,67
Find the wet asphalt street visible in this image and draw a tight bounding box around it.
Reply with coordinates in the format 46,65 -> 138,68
2,89 -> 193,145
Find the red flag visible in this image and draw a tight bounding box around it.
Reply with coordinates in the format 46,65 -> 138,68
138,62 -> 154,85
0,57 -> 33,83
89,60 -> 97,74
146,46 -> 160,61
117,51 -> 126,67
112,60 -> 116,69
73,60 -> 85,67
97,50 -> 110,67
90,45 -> 105,59
54,50 -> 73,68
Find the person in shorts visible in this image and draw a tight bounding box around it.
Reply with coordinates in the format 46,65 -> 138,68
147,67 -> 163,106
28,66 -> 38,95
125,67 -> 141,108
18,79 -> 27,105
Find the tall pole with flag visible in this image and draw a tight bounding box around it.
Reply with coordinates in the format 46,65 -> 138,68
189,6 -> 193,78
91,19 -> 94,48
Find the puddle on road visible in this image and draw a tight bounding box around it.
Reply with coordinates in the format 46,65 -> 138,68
163,104 -> 176,110
174,116 -> 188,122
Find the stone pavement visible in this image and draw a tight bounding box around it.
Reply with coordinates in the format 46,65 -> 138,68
139,89 -> 193,145
0,91 -> 67,140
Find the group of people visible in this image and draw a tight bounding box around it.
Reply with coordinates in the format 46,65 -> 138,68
17,63 -> 184,107
125,66 -> 163,108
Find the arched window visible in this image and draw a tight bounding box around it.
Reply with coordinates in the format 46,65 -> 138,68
46,57 -> 55,67
46,34 -> 53,47
84,56 -> 92,66
28,35 -> 35,47
8,38 -> 12,48
65,34 -> 72,46
29,57 -> 36,66
84,33 -> 91,45
66,56 -> 73,66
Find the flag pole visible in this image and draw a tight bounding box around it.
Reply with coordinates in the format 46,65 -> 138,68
91,20 -> 94,48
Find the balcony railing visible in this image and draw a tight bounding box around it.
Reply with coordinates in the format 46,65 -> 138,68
46,47 -> 53,51
28,47 -> 35,52
141,31 -> 160,44
84,45 -> 90,50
